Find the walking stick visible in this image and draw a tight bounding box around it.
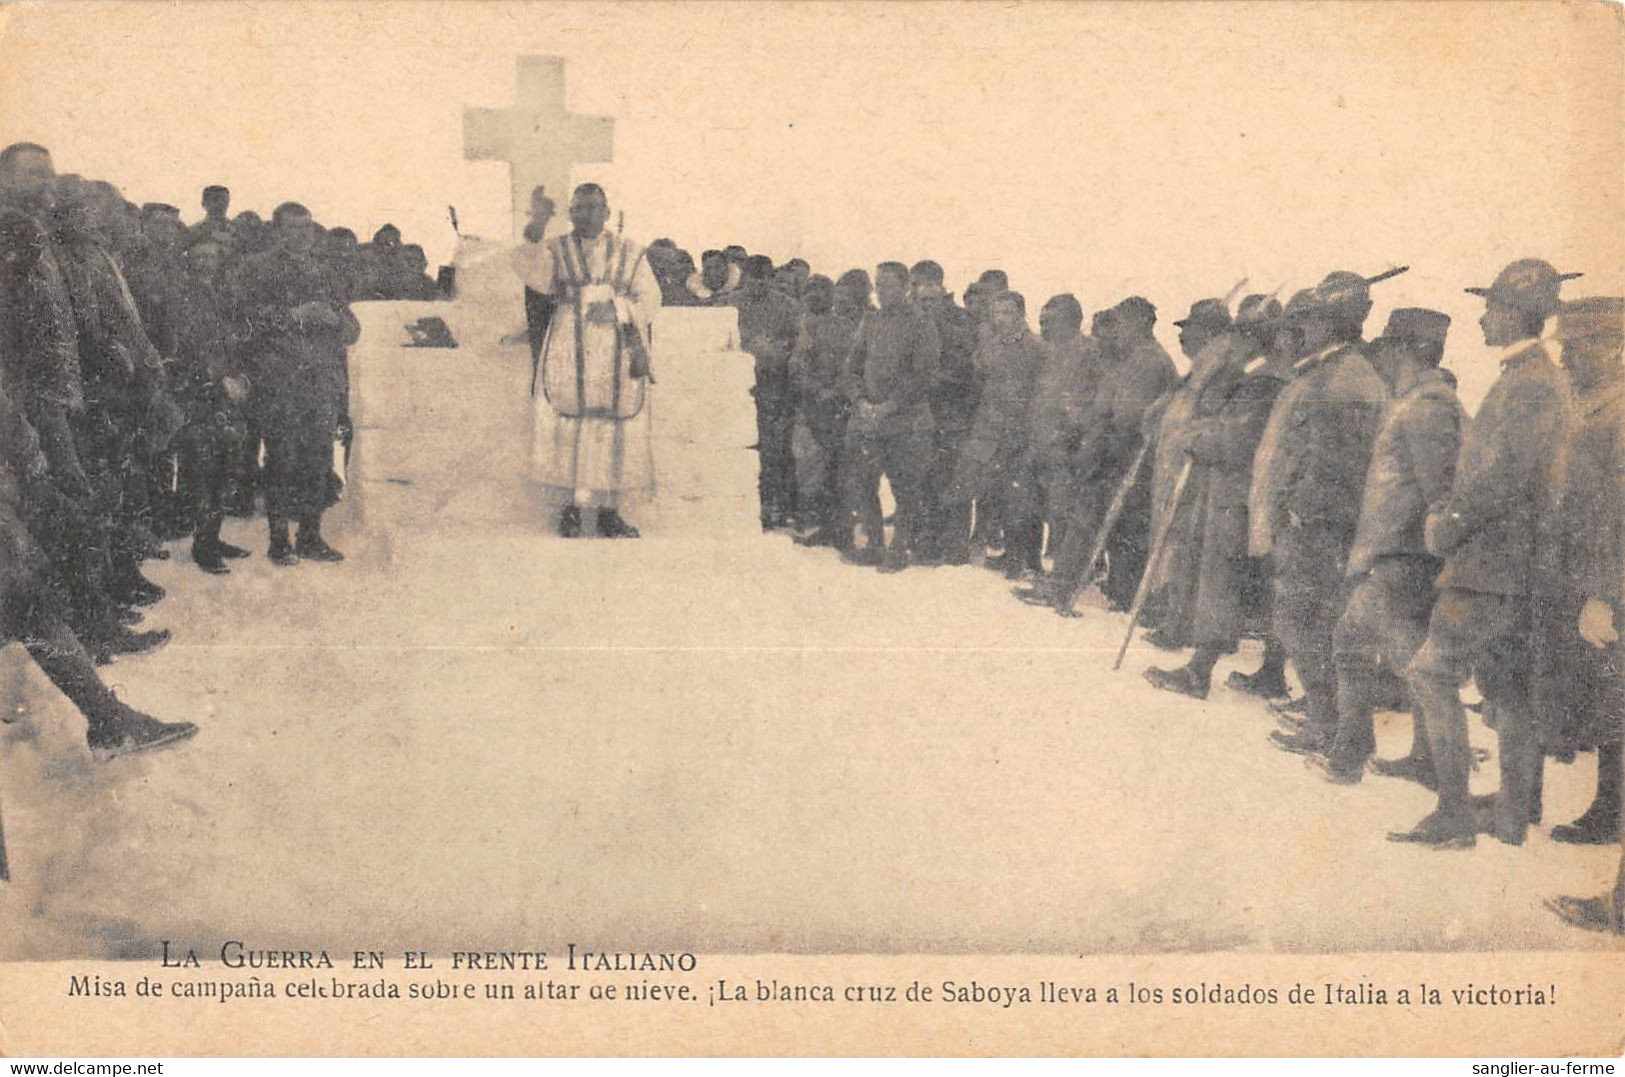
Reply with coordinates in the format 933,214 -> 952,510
1057,439 -> 1151,616
0,791 -> 10,882
1112,454 -> 1194,670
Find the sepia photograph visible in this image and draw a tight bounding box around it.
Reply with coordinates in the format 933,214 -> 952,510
0,0 -> 1621,1059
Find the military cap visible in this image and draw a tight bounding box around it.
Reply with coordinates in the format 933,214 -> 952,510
1281,288 -> 1317,321
1234,293 -> 1282,327
1310,270 -> 1373,321
1556,296 -> 1624,342
1465,258 -> 1581,319
1174,297 -> 1232,330
910,259 -> 945,284
1372,307 -> 1451,353
1115,295 -> 1157,326
1042,293 -> 1084,323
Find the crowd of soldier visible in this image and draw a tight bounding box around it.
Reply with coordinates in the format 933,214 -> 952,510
650,234 -> 1620,930
0,141 -> 437,764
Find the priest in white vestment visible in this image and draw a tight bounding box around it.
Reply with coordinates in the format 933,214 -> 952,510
513,184 -> 659,537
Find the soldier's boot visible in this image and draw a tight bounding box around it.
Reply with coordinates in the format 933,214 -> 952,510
790,492 -> 827,538
857,505 -> 886,553
214,538 -> 250,559
876,550 -> 911,574
557,504 -> 583,538
876,521 -> 916,575
1492,706 -> 1543,847
1146,645 -> 1222,701
1388,670 -> 1477,848
87,704 -> 198,759
1144,665 -> 1209,701
1012,576 -> 1065,609
1552,744 -> 1622,845
1269,677 -> 1338,757
22,618 -> 190,754
1370,720 -> 1439,790
1226,638 -> 1290,699
1545,892 -> 1625,935
1321,661 -> 1378,784
106,626 -> 173,658
1142,626 -> 1187,652
597,509 -> 641,539
1268,694 -> 1310,719
195,507 -> 250,561
792,492 -> 840,546
994,518 -> 1044,578
109,562 -> 165,607
191,516 -> 230,575
295,514 -> 345,563
931,498 -> 972,565
794,527 -> 838,548
268,518 -> 299,566
797,491 -> 852,549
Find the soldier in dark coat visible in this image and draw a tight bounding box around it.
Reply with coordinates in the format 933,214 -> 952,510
789,274 -> 865,548
839,261 -> 940,573
1535,296 -> 1623,845
1224,289 -> 1322,702
229,202 -> 357,565
910,260 -> 979,565
1145,295 -> 1286,699
1139,297 -> 1234,650
126,202 -> 192,539
50,180 -> 182,653
0,158 -> 153,665
1306,309 -> 1463,784
188,184 -> 235,252
0,207 -> 84,497
1547,298 -> 1625,929
943,290 -> 1046,573
735,255 -> 805,531
1543,298 -> 1624,929
1391,260 -> 1576,848
1018,298 -> 1177,613
1262,272 -> 1389,760
1012,294 -> 1103,572
173,240 -> 252,573
0,351 -> 196,757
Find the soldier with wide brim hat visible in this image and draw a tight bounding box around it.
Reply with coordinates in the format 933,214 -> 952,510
1173,297 -> 1232,330
1390,261 -> 1577,848
1466,258 -> 1582,321
1259,266 -> 1393,760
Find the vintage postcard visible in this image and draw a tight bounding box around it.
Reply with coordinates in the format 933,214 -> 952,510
0,0 -> 1621,1059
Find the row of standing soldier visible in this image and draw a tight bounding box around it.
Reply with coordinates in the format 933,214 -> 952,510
0,140 -> 388,766
725,248 -> 1620,923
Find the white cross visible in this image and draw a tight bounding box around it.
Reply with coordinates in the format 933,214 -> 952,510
464,55 -> 615,238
